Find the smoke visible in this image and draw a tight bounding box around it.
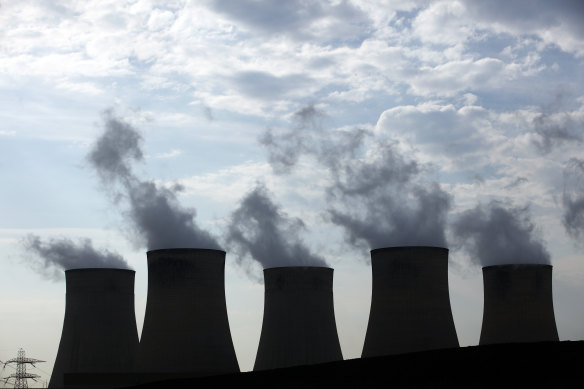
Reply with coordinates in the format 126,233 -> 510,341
87,110 -> 220,250
258,104 -> 327,174
452,201 -> 550,266
326,140 -> 452,249
562,158 -> 584,240
531,100 -> 583,154
260,104 -> 452,249
226,183 -> 327,274
23,234 -> 130,281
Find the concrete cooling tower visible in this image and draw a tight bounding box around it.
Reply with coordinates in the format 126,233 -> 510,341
136,249 -> 239,382
479,264 -> 559,345
254,267 -> 343,371
362,246 -> 459,358
49,269 -> 138,388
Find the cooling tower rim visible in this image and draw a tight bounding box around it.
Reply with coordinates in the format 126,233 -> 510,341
146,248 -> 226,255
263,266 -> 333,272
370,246 -> 448,254
65,267 -> 135,274
482,263 -> 553,270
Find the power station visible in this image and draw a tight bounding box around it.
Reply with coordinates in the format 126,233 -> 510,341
254,267 -> 343,370
362,246 -> 459,357
479,264 -> 559,345
49,269 -> 138,388
44,249 -> 568,386
135,248 -> 239,382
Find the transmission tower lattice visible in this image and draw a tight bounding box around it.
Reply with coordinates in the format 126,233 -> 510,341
3,349 -> 45,388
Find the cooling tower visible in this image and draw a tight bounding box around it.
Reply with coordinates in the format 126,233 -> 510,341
254,267 -> 343,371
136,249 -> 239,381
479,264 -> 559,345
361,246 -> 459,358
49,269 -> 138,388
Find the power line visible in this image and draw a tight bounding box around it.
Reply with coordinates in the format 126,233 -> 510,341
2,349 -> 45,389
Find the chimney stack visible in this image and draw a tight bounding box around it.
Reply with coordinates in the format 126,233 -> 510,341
136,248 -> 239,382
362,246 -> 459,357
480,264 -> 559,345
49,269 -> 138,388
254,267 -> 343,370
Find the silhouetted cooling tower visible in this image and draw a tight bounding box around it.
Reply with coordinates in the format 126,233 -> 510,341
254,267 -> 343,370
49,269 -> 138,388
362,246 -> 459,357
136,249 -> 239,381
480,264 -> 559,345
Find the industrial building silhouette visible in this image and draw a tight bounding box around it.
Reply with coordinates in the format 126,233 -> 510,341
362,246 -> 459,357
135,249 -> 239,382
479,264 -> 559,345
47,246 -> 564,388
49,269 -> 138,388
254,267 -> 343,370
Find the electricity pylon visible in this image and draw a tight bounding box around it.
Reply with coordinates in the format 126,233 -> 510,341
3,349 -> 45,388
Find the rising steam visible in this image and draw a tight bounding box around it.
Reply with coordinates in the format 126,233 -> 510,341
562,158 -> 584,240
226,183 -> 327,275
260,104 -> 451,250
87,110 -> 219,250
452,201 -> 550,266
23,235 -> 130,281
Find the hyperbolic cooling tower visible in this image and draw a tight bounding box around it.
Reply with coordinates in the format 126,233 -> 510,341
362,246 -> 459,357
136,249 -> 239,380
254,267 -> 343,370
479,264 -> 559,345
49,269 -> 138,388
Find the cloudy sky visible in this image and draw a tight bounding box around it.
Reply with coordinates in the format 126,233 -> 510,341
1,0 -> 583,382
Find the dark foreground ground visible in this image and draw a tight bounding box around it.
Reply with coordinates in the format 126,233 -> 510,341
66,341 -> 583,388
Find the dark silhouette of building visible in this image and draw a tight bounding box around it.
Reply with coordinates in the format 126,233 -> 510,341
49,268 -> 138,388
362,246 -> 459,357
479,264 -> 559,345
254,267 -> 343,370
136,248 -> 239,382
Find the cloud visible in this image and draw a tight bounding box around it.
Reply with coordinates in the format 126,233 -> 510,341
562,158 -> 584,240
205,0 -> 371,43
22,234 -> 130,281
231,71 -> 314,101
451,200 -> 550,266
226,183 -> 327,277
532,108 -> 583,155
87,110 -> 220,250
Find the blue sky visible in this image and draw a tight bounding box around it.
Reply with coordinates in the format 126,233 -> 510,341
1,0 -> 583,382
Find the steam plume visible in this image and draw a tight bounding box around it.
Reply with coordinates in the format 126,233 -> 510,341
562,158 -> 584,240
88,110 -> 220,250
260,104 -> 452,249
23,235 -> 130,281
326,140 -> 451,249
452,201 -> 550,266
226,183 -> 327,274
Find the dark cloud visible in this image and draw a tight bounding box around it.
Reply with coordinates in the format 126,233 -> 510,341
206,0 -> 370,43
260,104 -> 452,250
452,201 -> 550,266
532,110 -> 582,154
226,183 -> 327,276
23,235 -> 130,281
232,71 -> 313,100
87,110 -> 220,250
562,158 -> 584,240
465,0 -> 584,39
504,177 -> 528,190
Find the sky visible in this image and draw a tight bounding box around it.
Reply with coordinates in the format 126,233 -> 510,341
1,0 -> 583,384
